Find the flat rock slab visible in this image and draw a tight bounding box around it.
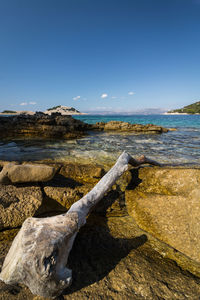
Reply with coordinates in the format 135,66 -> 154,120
126,167 -> 200,264
0,215 -> 200,299
0,184 -> 43,230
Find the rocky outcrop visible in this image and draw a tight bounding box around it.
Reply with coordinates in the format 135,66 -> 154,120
91,121 -> 169,133
125,167 -> 200,265
0,184 -> 43,230
0,162 -> 200,299
0,162 -> 199,272
0,113 -> 88,139
0,114 -> 169,139
0,163 -> 56,184
43,164 -> 104,210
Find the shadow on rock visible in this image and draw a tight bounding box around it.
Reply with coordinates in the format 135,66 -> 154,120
64,217 -> 147,295
126,168 -> 142,190
43,173 -> 83,189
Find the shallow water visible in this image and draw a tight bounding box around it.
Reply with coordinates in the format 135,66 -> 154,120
0,115 -> 200,165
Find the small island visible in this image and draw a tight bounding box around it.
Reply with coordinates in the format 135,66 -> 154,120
1,110 -> 17,114
44,105 -> 86,115
167,101 -> 200,114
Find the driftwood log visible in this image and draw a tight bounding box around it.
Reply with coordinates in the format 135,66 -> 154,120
0,152 -> 161,298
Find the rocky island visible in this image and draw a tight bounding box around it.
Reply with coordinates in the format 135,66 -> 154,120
44,105 -> 86,115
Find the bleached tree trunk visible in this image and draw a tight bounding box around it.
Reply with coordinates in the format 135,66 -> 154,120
0,152 -> 161,299
68,152 -> 161,227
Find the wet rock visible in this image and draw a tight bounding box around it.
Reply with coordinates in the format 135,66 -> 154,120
0,163 -> 56,184
125,167 -> 200,270
0,113 -> 88,139
0,114 -> 169,140
0,184 -> 43,230
91,121 -> 169,133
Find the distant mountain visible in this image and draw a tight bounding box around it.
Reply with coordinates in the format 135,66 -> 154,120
167,101 -> 200,114
44,105 -> 85,115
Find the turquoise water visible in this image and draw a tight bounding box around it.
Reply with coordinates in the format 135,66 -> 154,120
74,114 -> 200,128
0,115 -> 200,165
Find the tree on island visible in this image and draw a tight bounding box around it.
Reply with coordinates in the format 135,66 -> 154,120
1,110 -> 17,114
47,105 -> 61,111
168,101 -> 200,114
46,105 -> 80,113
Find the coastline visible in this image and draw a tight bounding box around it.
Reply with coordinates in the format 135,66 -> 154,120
0,158 -> 200,300
163,112 -> 200,115
0,114 -> 199,165
0,111 -> 87,116
0,113 -> 200,298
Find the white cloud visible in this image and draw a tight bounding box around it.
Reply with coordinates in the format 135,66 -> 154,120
128,91 -> 135,95
20,102 -> 28,106
29,101 -> 36,105
101,93 -> 108,99
73,96 -> 81,101
111,96 -> 117,99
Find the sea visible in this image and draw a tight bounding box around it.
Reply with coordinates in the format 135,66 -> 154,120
0,114 -> 200,166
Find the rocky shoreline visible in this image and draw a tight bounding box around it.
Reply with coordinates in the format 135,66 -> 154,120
0,113 -> 169,139
0,159 -> 200,299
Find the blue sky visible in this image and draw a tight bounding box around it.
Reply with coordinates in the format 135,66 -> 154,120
0,0 -> 200,113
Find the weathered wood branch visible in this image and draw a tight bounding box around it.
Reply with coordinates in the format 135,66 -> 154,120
0,152 -> 161,298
